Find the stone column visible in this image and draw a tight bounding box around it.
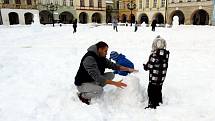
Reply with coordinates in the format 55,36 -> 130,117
19,12 -> 25,25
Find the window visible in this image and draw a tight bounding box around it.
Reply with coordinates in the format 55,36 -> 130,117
27,0 -> 32,5
98,0 -> 102,8
107,5 -> 112,12
70,0 -> 73,6
146,0 -> 149,8
161,0 -> 165,7
63,0 -> 66,5
3,0 -> 9,4
89,0 -> 94,7
197,0 -> 201,2
80,0 -> 85,7
15,0 -> 21,4
119,1 -> 122,9
139,0 -> 142,9
153,0 -> 157,8
107,5 -> 112,10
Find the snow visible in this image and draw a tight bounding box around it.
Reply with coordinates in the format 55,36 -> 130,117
0,24 -> 215,121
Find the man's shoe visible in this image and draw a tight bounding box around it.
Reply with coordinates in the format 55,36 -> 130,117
78,93 -> 90,105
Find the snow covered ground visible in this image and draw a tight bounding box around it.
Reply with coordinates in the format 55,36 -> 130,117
0,24 -> 215,121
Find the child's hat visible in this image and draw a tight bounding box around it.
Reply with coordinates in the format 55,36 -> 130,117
110,51 -> 119,60
152,35 -> 167,52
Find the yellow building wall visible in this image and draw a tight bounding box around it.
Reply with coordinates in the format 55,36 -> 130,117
119,0 -> 137,22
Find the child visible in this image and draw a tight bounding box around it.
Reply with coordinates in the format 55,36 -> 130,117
143,35 -> 170,109
110,51 -> 134,76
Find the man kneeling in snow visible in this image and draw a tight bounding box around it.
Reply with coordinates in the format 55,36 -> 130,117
74,41 -> 138,105
109,51 -> 134,76
143,35 -> 170,109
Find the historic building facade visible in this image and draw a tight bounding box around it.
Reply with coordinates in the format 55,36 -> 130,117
76,0 -> 106,23
167,0 -> 213,25
136,0 -> 213,25
0,0 -> 106,25
136,0 -> 166,24
0,0 -> 38,25
119,0 -> 137,23
0,0 -> 213,25
106,0 -> 119,23
37,0 -> 76,24
38,0 -> 106,24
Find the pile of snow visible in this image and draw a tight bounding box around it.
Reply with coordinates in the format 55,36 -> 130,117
0,24 -> 215,121
101,75 -> 145,106
172,16 -> 179,26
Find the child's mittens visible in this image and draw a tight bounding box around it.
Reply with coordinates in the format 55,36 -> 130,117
143,64 -> 147,70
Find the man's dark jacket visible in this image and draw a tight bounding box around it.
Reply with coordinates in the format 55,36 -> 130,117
75,45 -> 118,86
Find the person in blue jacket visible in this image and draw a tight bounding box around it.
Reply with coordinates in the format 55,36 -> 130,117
109,51 -> 134,76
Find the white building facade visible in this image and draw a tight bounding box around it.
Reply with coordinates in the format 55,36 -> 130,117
0,0 -> 38,25
0,0 -> 107,25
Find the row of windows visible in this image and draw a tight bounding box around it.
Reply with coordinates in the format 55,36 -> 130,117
80,0 -> 102,7
120,0 -> 165,9
37,0 -> 74,6
2,0 -> 74,7
63,0 -> 74,6
170,0 -> 211,3
3,0 -> 33,5
138,0 -> 211,9
2,0 -> 106,8
138,0 -> 165,9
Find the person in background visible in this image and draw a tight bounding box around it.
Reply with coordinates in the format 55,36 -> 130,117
151,19 -> 157,32
112,19 -> 118,32
73,19 -> 77,33
134,21 -> 138,32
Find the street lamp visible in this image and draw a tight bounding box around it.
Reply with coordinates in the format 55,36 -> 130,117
46,3 -> 58,27
127,0 -> 136,26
